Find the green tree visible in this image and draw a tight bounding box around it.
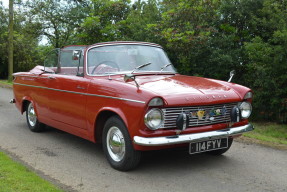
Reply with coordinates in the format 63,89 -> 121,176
119,0 -> 161,42
8,0 -> 14,82
204,0 -> 265,80
155,0 -> 220,75
25,0 -> 88,48
77,0 -> 130,44
243,0 -> 287,122
0,3 -> 8,78
0,2 -> 45,78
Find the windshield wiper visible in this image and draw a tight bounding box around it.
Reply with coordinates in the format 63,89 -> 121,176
132,62 -> 151,73
160,63 -> 172,72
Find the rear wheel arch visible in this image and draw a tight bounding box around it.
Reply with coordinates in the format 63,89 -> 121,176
22,99 -> 32,114
21,98 -> 41,124
25,101 -> 45,132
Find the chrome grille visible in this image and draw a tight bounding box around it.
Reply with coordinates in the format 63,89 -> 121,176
161,102 -> 237,129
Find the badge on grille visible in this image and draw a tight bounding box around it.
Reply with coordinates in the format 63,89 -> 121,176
190,111 -> 197,118
197,110 -> 205,120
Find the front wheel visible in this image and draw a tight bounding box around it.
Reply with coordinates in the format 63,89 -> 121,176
26,102 -> 45,132
102,116 -> 141,171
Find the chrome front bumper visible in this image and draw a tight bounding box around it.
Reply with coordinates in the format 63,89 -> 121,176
134,123 -> 254,146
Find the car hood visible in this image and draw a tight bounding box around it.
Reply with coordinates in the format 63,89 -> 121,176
133,74 -> 244,106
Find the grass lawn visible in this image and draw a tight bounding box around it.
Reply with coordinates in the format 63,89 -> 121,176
0,151 -> 63,192
0,80 -> 12,85
244,122 -> 287,145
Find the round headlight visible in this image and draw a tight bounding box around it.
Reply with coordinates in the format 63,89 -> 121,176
239,102 -> 252,119
144,108 -> 164,130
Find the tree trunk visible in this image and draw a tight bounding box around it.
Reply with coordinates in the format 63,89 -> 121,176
8,0 -> 14,82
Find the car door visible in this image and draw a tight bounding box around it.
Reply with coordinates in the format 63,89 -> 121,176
46,74 -> 88,129
42,47 -> 88,130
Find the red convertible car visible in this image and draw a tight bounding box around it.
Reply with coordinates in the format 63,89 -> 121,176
11,41 -> 254,171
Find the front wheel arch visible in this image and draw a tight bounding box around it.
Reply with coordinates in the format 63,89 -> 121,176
94,109 -> 129,143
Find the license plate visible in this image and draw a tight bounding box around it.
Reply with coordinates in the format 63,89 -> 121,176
189,138 -> 228,154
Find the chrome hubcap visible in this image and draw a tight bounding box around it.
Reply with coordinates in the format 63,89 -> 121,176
107,126 -> 125,162
27,103 -> 37,127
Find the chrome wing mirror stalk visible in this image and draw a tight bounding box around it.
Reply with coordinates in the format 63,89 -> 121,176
228,70 -> 235,82
124,74 -> 139,88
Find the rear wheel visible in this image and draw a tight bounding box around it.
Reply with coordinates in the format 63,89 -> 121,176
207,138 -> 233,155
102,116 -> 141,171
26,102 -> 45,132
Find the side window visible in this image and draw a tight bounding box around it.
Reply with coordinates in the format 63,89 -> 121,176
59,49 -> 84,76
44,49 -> 59,73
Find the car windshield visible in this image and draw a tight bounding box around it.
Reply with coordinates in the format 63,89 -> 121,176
87,44 -> 176,75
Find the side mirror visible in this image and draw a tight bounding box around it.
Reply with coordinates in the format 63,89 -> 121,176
72,50 -> 81,60
228,70 -> 236,82
124,74 -> 139,88
124,74 -> 135,82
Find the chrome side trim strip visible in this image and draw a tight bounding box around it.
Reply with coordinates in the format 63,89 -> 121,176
14,75 -> 51,79
84,92 -> 145,103
133,123 -> 254,146
14,83 -> 146,104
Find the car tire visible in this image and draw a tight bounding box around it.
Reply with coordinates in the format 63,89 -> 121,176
26,102 -> 45,132
206,138 -> 233,155
102,116 -> 141,171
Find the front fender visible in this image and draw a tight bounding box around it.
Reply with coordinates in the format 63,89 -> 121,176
97,107 -> 129,128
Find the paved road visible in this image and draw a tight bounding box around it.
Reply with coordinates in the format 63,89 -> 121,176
0,87 -> 286,192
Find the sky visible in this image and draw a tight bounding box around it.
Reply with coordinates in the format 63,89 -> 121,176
1,0 -> 9,7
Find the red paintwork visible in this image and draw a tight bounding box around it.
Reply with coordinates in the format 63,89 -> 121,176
12,41 -> 252,151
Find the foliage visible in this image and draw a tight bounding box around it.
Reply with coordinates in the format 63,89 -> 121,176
120,0 -> 161,42
244,122 -> 287,145
155,0 -> 221,75
0,3 -> 43,79
77,0 -> 130,44
25,0 -> 88,47
242,0 -> 287,122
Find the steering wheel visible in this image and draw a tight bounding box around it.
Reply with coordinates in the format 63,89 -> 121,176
91,61 -> 119,74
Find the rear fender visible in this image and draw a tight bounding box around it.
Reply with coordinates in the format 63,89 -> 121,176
21,96 -> 34,114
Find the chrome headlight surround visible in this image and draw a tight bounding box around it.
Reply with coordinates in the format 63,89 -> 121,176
144,108 -> 164,130
244,92 -> 253,100
148,97 -> 164,107
239,101 -> 252,119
